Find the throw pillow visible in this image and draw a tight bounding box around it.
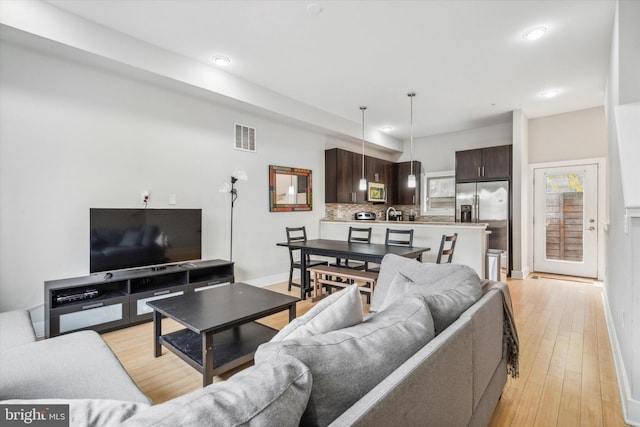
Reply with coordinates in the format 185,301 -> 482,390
369,254 -> 423,312
121,354 -> 312,427
377,272 -> 415,312
380,262 -> 483,334
271,283 -> 363,342
255,295 -> 435,426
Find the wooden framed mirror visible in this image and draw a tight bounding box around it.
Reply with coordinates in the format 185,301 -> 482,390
269,165 -> 312,212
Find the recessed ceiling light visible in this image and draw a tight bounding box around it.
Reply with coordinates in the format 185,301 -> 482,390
307,3 -> 323,15
381,126 -> 394,132
523,27 -> 547,41
540,90 -> 559,99
212,56 -> 231,66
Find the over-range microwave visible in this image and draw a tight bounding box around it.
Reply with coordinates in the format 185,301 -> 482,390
367,182 -> 386,203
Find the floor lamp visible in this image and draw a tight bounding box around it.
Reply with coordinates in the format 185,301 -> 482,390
219,169 -> 248,261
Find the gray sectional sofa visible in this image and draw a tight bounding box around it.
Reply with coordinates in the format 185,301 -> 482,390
0,255 -> 516,426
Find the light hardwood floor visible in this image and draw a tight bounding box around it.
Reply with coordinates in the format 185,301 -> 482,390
101,276 -> 629,426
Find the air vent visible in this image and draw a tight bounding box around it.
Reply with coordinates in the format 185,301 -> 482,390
234,123 -> 256,152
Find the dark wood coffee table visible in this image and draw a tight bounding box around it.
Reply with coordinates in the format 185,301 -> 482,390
147,283 -> 299,386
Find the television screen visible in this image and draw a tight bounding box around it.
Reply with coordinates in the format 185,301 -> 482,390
90,208 -> 202,273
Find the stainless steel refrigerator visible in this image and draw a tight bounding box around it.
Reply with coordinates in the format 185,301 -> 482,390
456,181 -> 510,274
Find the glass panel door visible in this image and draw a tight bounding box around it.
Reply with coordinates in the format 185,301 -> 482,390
534,164 -> 598,277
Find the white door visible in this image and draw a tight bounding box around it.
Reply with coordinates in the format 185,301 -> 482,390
533,164 -> 598,277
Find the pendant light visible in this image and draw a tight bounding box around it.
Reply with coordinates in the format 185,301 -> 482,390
407,92 -> 417,188
359,106 -> 368,191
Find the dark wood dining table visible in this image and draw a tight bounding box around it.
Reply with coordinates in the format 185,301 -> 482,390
277,239 -> 430,300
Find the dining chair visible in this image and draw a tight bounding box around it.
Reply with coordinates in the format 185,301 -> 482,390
436,233 -> 458,264
367,228 -> 414,273
384,228 -> 414,247
286,226 -> 328,294
330,226 -> 372,270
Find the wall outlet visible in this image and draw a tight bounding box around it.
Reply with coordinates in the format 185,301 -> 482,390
169,193 -> 177,205
141,191 -> 150,204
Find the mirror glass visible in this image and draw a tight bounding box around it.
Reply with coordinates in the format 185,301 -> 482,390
269,165 -> 312,211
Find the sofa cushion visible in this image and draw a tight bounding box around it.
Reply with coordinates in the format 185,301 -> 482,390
378,260 -> 483,334
1,399 -> 150,427
0,330 -> 149,404
271,284 -> 362,342
121,354 -> 312,427
255,295 -> 435,426
0,310 -> 36,352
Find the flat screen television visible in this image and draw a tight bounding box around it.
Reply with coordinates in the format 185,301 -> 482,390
90,208 -> 202,273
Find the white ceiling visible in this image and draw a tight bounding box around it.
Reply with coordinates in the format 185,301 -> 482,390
41,0 -> 616,139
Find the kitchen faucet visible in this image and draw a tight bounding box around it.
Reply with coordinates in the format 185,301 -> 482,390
386,206 -> 397,221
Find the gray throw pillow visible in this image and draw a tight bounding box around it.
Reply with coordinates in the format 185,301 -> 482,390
370,254 -> 424,312
121,355 -> 312,427
381,263 -> 483,334
271,284 -> 362,341
255,295 -> 435,426
378,272 -> 415,312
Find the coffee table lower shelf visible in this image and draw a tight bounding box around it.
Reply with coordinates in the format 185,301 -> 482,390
159,322 -> 278,377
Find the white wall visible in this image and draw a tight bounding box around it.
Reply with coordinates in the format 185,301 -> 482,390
0,40 -> 330,328
512,110 -> 529,279
529,107 -> 608,164
603,1 -> 640,424
399,122 -> 513,173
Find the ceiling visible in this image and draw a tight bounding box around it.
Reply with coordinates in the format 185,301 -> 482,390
39,1 -> 616,140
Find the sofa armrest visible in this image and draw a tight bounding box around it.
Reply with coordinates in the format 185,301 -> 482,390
0,310 -> 36,353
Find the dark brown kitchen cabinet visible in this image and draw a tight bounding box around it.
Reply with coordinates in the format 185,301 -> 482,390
365,156 -> 392,185
455,145 -> 511,182
325,148 -> 366,203
394,161 -> 421,205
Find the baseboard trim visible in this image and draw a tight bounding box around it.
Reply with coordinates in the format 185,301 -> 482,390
243,272 -> 294,288
601,289 -> 640,426
510,268 -> 530,280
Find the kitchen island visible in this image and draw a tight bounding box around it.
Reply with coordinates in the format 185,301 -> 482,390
320,220 -> 489,278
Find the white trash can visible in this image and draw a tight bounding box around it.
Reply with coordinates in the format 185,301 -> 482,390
486,249 -> 507,282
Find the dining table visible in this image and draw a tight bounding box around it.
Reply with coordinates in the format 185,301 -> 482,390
277,239 -> 430,300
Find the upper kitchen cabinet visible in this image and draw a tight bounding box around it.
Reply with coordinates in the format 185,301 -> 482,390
394,161 -> 421,205
455,145 -> 512,182
325,148 -> 366,204
365,156 -> 392,185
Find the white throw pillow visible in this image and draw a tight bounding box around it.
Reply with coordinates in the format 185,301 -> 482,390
271,284 -> 363,341
378,272 -> 415,312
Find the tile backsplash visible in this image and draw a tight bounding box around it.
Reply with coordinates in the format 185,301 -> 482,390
324,203 -> 454,222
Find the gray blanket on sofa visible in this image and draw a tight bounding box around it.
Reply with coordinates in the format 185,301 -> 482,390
484,280 -> 519,378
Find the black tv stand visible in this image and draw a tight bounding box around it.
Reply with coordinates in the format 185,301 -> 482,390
44,259 -> 234,338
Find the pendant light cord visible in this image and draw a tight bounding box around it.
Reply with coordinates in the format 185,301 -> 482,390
361,106 -> 367,180
408,92 -> 416,175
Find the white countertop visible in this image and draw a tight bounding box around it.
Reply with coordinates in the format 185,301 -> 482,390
321,219 -> 488,228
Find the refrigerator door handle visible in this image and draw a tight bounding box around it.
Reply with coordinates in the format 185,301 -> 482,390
473,194 -> 479,222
